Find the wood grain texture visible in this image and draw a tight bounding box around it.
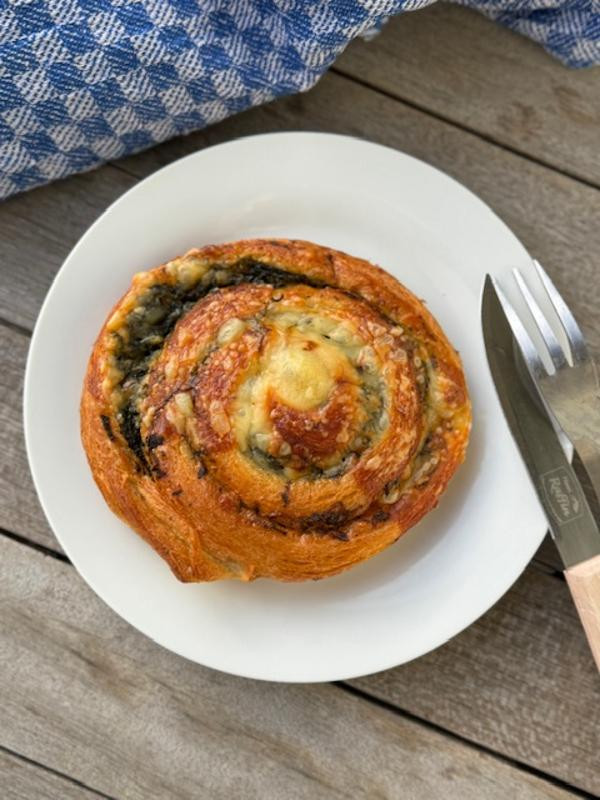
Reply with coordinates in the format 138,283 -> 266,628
0,340 -> 584,788
350,567 -> 600,796
0,325 -> 59,552
336,4 -> 600,185
0,357 -> 597,800
1,749 -> 106,800
0,534 -> 578,800
0,167 -> 135,332
566,553 -> 600,671
0,325 -> 60,551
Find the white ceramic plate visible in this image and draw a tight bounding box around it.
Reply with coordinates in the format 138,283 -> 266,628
24,132 -> 546,682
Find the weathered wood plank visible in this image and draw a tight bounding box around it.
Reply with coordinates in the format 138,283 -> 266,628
2,71 -> 599,359
0,167 -> 136,332
0,318 -> 590,787
0,534 -> 578,800
1,749 -> 106,800
0,301 -> 586,788
350,566 -> 600,796
0,325 -> 59,552
336,4 -> 600,185
0,356 -> 592,798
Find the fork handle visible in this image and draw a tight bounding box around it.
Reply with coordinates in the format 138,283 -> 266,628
565,554 -> 600,672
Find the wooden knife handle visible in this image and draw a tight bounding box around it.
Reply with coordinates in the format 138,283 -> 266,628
565,553 -> 600,672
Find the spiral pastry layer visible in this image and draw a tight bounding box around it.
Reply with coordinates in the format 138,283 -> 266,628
81,239 -> 471,581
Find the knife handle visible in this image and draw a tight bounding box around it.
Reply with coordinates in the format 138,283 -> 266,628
565,554 -> 600,672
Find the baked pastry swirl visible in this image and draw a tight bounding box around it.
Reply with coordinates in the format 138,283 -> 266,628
81,239 -> 471,581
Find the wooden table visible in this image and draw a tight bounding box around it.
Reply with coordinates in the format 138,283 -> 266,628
2,6 -> 599,798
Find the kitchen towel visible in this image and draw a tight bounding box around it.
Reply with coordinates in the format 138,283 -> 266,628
0,0 -> 598,199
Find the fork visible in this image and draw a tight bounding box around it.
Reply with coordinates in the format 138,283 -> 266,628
490,261 -> 600,667
502,260 -> 600,503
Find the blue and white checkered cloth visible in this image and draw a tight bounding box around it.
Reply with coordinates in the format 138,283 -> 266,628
0,1 -> 598,199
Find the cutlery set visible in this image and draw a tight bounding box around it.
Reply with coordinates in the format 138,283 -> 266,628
483,262 -> 600,670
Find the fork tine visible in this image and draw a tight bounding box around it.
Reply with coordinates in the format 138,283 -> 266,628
512,268 -> 567,370
492,278 -> 546,379
533,259 -> 589,363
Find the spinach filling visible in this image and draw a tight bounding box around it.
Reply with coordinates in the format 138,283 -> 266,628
111,259 -> 326,470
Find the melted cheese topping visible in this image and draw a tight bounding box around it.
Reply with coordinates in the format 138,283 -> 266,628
267,335 -> 341,411
165,255 -> 210,287
232,313 -> 363,459
217,317 -> 246,345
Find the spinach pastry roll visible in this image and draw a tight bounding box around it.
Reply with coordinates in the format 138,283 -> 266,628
81,239 -> 471,581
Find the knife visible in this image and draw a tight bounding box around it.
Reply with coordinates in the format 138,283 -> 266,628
482,275 -> 600,670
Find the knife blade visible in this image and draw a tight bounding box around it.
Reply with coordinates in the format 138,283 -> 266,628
481,275 -> 600,569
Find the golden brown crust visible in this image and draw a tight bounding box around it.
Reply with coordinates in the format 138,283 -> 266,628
81,239 -> 471,581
